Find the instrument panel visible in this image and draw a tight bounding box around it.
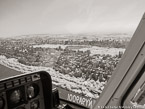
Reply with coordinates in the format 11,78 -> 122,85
0,71 -> 52,109
0,64 -> 87,109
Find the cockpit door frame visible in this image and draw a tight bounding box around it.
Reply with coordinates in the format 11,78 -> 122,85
93,13 -> 145,109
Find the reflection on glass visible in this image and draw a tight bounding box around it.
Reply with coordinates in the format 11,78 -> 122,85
27,84 -> 39,99
10,90 -> 22,104
30,100 -> 39,109
27,85 -> 35,99
7,86 -> 25,108
131,82 -> 145,108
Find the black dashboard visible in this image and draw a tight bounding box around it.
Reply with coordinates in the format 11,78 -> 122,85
0,70 -> 52,109
0,64 -> 88,109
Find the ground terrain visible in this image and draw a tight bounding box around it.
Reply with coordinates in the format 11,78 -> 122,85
0,34 -> 131,100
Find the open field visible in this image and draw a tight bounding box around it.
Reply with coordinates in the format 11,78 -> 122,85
33,44 -> 125,56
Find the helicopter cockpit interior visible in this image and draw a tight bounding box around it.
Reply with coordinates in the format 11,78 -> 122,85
0,12 -> 145,109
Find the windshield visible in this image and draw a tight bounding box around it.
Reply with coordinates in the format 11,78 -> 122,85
0,0 -> 145,108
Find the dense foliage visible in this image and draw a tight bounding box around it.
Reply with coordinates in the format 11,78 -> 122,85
54,49 -> 122,82
0,36 -> 125,82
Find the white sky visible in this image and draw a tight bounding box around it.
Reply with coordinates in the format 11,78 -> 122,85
0,0 -> 145,37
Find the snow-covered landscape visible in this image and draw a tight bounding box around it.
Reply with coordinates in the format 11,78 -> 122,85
0,34 -> 130,100
33,44 -> 125,56
0,0 -> 144,108
0,55 -> 104,98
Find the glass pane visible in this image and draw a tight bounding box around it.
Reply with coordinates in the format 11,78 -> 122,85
0,0 -> 141,108
0,34 -> 130,108
131,81 -> 145,108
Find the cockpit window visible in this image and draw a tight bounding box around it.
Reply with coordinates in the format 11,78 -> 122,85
123,65 -> 145,109
0,35 -> 130,101
1,0 -> 144,108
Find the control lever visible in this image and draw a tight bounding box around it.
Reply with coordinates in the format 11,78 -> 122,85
52,88 -> 74,109
53,88 -> 60,107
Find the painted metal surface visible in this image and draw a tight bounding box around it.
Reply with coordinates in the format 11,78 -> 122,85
94,13 -> 145,109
